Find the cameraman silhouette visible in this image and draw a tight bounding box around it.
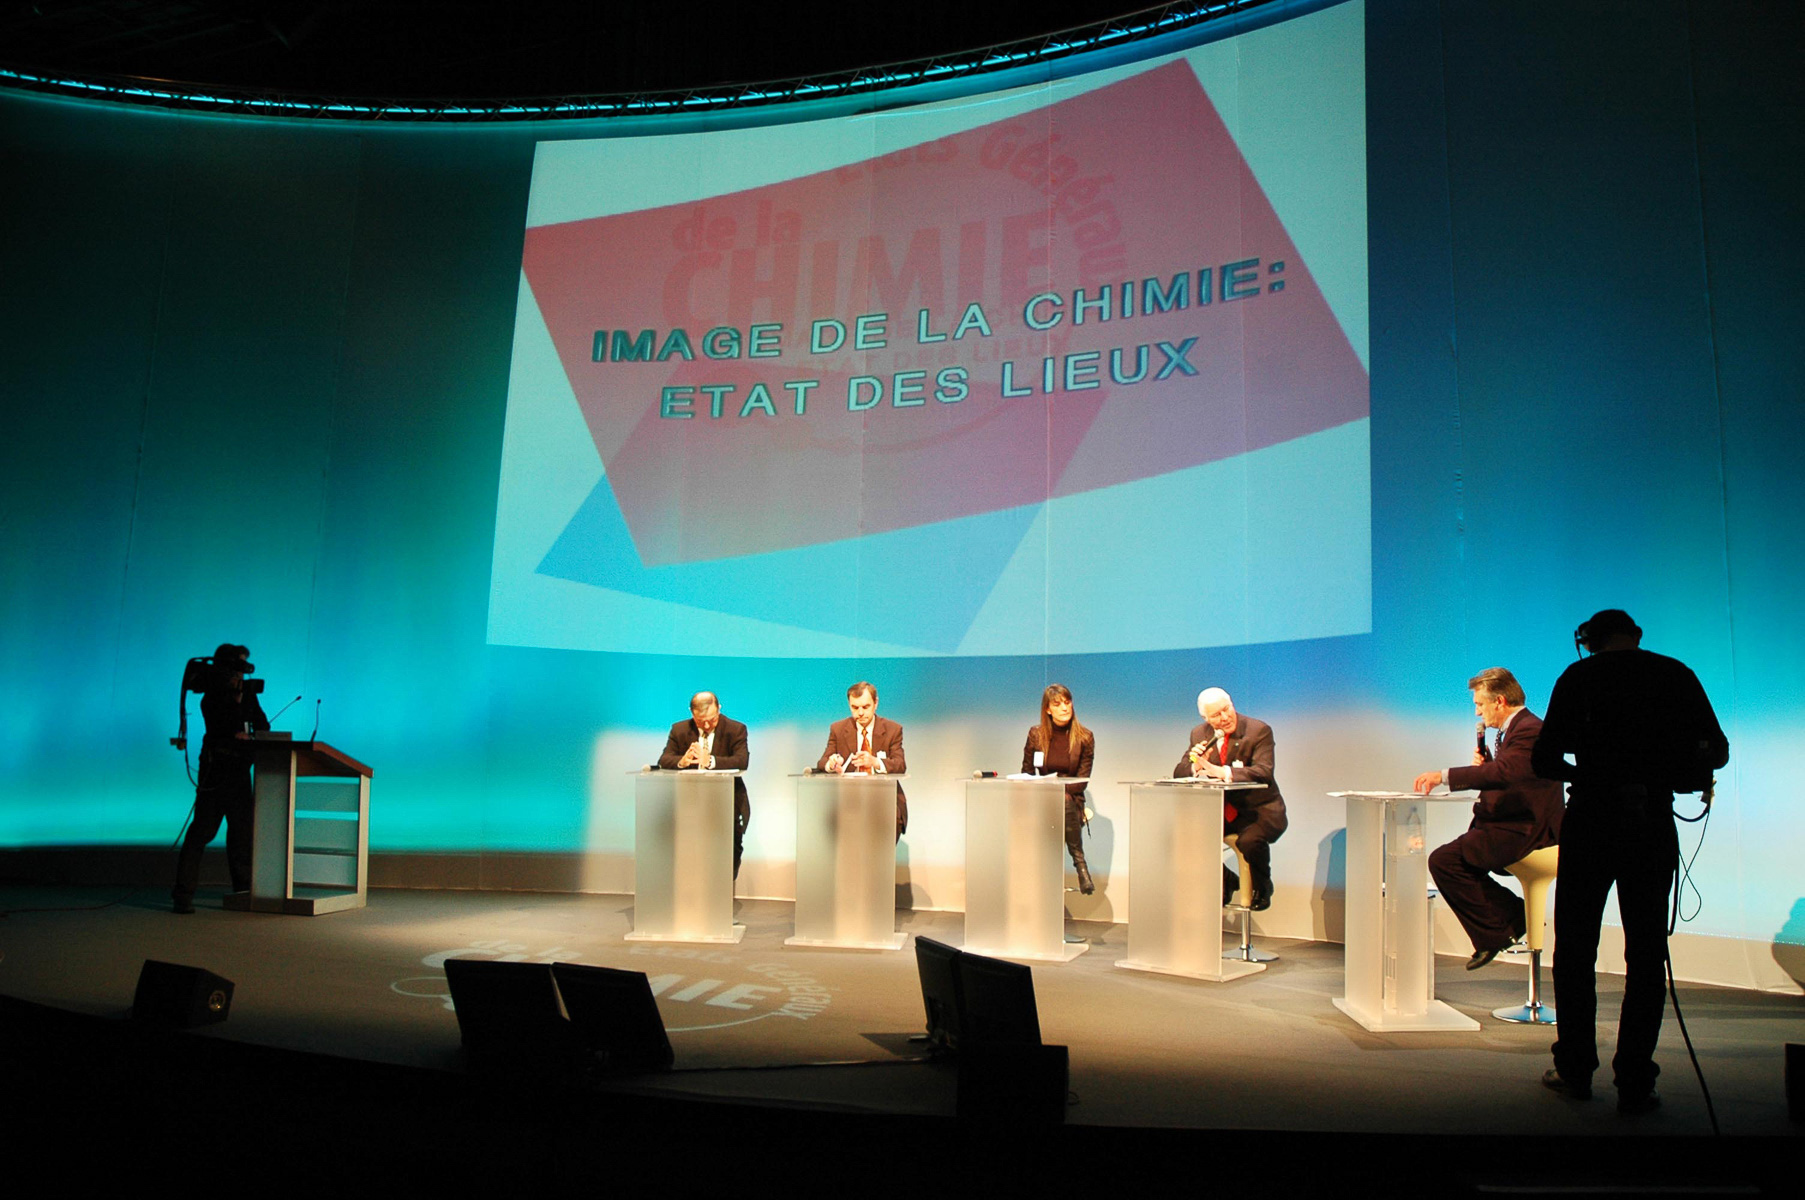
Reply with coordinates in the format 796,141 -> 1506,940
171,644 -> 269,914
1531,610 -> 1727,1114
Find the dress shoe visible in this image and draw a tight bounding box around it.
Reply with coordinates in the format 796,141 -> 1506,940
1541,1067 -> 1593,1100
1466,947 -> 1501,970
1617,1089 -> 1661,1115
172,898 -> 195,915
1250,879 -> 1272,912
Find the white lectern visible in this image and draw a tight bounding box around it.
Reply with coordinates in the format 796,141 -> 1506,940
224,736 -> 372,916
1330,791 -> 1480,1031
961,777 -> 1089,963
786,773 -> 906,950
1115,780 -> 1268,982
626,770 -> 745,944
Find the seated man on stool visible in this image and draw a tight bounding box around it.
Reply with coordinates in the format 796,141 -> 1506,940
1413,667 -> 1564,969
1175,688 -> 1286,911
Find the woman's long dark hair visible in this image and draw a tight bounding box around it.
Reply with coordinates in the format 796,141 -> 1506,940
1035,683 -> 1088,759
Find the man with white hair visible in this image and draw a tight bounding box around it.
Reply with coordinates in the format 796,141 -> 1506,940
1174,688 -> 1286,910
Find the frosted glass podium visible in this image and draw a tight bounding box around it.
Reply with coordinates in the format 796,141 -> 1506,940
1115,779 -> 1268,982
961,777 -> 1089,963
626,770 -> 745,944
1330,791 -> 1480,1031
785,773 -> 907,950
224,736 -> 372,916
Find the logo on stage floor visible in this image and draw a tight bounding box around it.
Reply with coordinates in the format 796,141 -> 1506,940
391,941 -> 833,1031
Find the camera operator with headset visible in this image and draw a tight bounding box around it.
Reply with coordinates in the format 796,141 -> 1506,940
1531,610 -> 1728,1115
171,644 -> 269,914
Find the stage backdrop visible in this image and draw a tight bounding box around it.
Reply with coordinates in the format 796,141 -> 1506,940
2,0 -> 1800,992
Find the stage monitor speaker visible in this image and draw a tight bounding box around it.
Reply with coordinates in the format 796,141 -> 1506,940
551,963 -> 673,1073
955,949 -> 1041,1048
132,960 -> 233,1028
913,935 -> 964,1052
442,958 -> 579,1076
956,1043 -> 1069,1124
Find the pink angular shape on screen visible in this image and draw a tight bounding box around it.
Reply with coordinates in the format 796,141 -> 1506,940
522,62 -> 1367,566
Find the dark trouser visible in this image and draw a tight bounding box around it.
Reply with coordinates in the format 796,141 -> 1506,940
896,791 -> 908,842
1429,829 -> 1529,953
733,791 -> 750,878
1551,793 -> 1678,1096
1224,799 -> 1286,891
1064,796 -> 1088,871
173,752 -> 254,902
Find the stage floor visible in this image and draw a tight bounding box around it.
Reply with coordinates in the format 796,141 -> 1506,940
0,883 -> 1798,1139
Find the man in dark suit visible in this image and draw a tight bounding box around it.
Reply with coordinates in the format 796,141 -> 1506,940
816,681 -> 907,840
658,691 -> 751,878
1413,667 -> 1564,970
1174,687 -> 1285,910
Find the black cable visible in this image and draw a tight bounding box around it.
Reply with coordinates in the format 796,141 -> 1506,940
1672,796 -> 1711,923
1665,793 -> 1719,1136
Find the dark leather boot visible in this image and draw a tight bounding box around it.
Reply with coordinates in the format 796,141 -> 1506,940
1073,852 -> 1095,896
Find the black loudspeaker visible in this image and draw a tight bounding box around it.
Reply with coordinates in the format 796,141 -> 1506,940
442,958 -> 673,1079
913,935 -> 964,1051
552,962 -> 673,1073
442,959 -> 572,1062
132,960 -> 234,1028
955,1043 -> 1069,1124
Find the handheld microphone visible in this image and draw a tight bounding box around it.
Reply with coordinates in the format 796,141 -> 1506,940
269,694 -> 303,723
1476,720 -> 1492,761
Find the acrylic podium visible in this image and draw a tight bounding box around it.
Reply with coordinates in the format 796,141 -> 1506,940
626,770 -> 745,944
1330,791 -> 1480,1031
785,773 -> 907,950
1115,779 -> 1268,982
961,776 -> 1090,962
223,735 -> 372,916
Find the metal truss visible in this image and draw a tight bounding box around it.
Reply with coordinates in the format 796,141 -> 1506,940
0,1 -> 1283,122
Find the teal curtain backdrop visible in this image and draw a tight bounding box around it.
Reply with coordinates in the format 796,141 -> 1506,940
1,0 -> 1799,984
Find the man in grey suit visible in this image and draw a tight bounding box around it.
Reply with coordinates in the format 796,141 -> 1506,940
1174,687 -> 1286,910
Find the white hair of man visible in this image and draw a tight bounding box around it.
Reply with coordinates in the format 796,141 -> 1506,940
1197,687 -> 1232,716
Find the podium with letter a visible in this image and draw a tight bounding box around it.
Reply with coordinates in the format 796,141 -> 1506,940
1115,779 -> 1267,982
224,735 -> 372,916
961,776 -> 1089,963
626,769 -> 745,944
1330,791 -> 1480,1032
786,773 -> 906,950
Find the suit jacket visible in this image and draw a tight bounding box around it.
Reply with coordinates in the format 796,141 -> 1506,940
1446,708 -> 1562,858
1172,715 -> 1283,809
817,716 -> 905,777
659,715 -> 750,808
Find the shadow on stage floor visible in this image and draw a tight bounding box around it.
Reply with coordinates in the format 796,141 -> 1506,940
0,884 -> 1796,1192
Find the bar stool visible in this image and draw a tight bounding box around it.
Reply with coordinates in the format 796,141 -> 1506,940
1493,844 -> 1558,1024
1222,834 -> 1277,964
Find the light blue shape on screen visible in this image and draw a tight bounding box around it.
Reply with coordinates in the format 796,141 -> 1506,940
957,418 -> 1372,655
535,472 -> 1042,654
